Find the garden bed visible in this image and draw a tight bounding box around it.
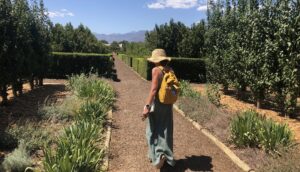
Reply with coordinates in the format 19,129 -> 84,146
177,82 -> 300,171
0,75 -> 115,171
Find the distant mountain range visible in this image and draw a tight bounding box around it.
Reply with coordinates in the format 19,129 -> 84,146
94,30 -> 147,43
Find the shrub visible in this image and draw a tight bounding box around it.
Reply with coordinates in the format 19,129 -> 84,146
2,140 -> 32,172
230,110 -> 261,147
7,122 -> 54,152
168,58 -> 206,82
230,110 -> 293,153
206,84 -> 221,107
68,74 -> 115,107
76,100 -> 108,123
119,55 -> 206,82
43,121 -> 104,172
259,119 -> 293,152
38,95 -> 83,121
47,52 -> 114,79
0,132 -> 18,150
180,80 -> 201,100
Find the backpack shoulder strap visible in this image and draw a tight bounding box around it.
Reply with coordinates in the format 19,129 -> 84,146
158,66 -> 165,74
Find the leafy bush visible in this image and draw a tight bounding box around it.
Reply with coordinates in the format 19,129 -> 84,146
47,52 -> 114,79
180,80 -> 201,100
206,84 -> 221,106
230,110 -> 293,153
2,140 -> 32,172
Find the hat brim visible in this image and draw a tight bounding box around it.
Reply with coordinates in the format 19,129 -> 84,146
147,56 -> 171,63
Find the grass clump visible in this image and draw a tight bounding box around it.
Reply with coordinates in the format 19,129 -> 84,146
7,122 -> 54,152
206,84 -> 221,107
230,110 -> 293,153
44,121 -> 104,172
2,140 -> 32,172
39,95 -> 83,121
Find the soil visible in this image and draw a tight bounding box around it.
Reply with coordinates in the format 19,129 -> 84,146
108,58 -> 242,172
193,84 -> 300,142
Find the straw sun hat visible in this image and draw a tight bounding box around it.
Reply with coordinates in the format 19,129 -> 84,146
147,49 -> 171,63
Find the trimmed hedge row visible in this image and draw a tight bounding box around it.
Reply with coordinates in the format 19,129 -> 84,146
47,52 -> 114,78
119,54 -> 206,82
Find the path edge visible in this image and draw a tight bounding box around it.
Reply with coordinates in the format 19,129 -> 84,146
173,104 -> 255,172
102,109 -> 113,171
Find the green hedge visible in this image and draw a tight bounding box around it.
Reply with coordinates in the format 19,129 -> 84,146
119,55 -> 206,82
47,52 -> 114,78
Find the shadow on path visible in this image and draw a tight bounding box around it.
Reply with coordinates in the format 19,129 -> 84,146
161,155 -> 213,172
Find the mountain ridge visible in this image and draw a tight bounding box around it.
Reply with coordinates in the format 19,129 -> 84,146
94,30 -> 146,43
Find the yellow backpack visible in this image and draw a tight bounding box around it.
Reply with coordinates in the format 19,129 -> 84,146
158,66 -> 180,104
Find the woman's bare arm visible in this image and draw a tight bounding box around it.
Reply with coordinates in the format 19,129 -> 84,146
146,67 -> 161,105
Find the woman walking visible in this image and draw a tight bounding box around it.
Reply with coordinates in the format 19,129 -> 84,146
142,49 -> 176,169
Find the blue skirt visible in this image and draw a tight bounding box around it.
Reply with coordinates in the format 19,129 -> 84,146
146,99 -> 176,166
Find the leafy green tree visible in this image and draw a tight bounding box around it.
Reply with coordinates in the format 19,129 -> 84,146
11,0 -> 33,96
271,0 -> 299,116
32,0 -> 51,86
0,0 -> 14,104
178,20 -> 206,58
110,41 -> 120,52
50,23 -> 107,53
145,19 -> 188,57
50,23 -> 65,51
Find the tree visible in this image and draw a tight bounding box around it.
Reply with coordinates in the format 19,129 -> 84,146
145,19 -> 188,57
12,0 -> 33,96
178,20 -> 206,58
0,0 -> 14,104
110,41 -> 120,52
50,23 -> 108,53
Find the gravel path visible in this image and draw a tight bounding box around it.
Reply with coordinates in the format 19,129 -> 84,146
108,58 -> 242,172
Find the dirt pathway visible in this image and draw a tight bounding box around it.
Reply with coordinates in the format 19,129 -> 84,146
108,58 -> 242,172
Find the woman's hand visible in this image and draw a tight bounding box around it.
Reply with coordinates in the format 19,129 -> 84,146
141,107 -> 150,121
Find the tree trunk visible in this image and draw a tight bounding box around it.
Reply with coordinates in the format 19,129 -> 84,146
29,77 -> 34,90
1,85 -> 8,105
12,82 -> 18,97
288,92 -> 298,118
256,90 -> 264,109
223,84 -> 229,94
256,98 -> 262,109
38,77 -> 43,86
241,85 -> 247,92
18,79 -> 23,96
35,78 -> 39,87
236,89 -> 242,100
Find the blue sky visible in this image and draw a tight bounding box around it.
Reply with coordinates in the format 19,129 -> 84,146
44,0 -> 208,34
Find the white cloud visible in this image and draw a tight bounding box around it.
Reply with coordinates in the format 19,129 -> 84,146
148,0 -> 199,9
197,5 -> 207,11
148,2 -> 165,9
47,9 -> 74,18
